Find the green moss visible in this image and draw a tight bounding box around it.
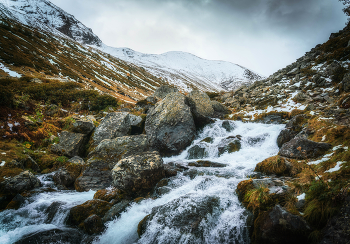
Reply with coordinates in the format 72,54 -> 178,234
201,137 -> 213,143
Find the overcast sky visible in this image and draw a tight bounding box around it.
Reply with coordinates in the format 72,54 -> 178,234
50,0 -> 347,76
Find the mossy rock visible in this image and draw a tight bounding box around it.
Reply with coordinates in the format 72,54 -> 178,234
218,141 -> 241,156
137,215 -> 150,237
201,137 -> 213,143
67,199 -> 112,227
236,179 -> 254,203
255,156 -> 290,176
93,188 -> 124,203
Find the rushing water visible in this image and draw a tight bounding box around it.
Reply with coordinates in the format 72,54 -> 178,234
0,120 -> 284,244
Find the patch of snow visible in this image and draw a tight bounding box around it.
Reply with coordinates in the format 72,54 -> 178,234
0,161 -> 5,167
325,162 -> 345,173
0,62 -> 21,77
297,193 -> 306,201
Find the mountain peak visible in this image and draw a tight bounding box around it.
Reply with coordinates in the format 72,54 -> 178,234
0,0 -> 102,46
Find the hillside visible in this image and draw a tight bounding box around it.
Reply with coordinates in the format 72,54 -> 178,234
0,17 -> 169,103
0,0 -> 262,93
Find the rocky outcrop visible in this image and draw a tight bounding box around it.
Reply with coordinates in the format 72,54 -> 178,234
51,131 -> 86,157
89,135 -> 149,162
211,100 -> 230,118
277,129 -> 298,148
186,90 -> 214,127
92,112 -> 131,146
279,138 -> 332,159
255,205 -> 311,244
72,115 -> 96,134
145,92 -> 196,156
53,156 -> 85,188
1,171 -> 40,194
112,151 -> 165,195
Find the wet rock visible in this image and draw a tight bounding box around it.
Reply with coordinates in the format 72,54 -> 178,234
186,90 -> 215,127
102,200 -> 131,222
68,199 -> 112,227
138,195 -> 220,242
145,92 -> 196,156
5,194 -> 25,210
53,169 -> 76,188
83,214 -> 104,234
183,169 -> 204,179
14,228 -> 84,244
72,115 -> 96,134
88,135 -> 149,162
0,194 -> 12,210
75,159 -> 113,192
187,145 -> 208,159
218,136 -> 241,156
222,120 -> 235,132
45,201 -> 64,223
285,114 -> 306,132
112,151 -> 165,195
279,137 -> 332,159
51,131 -> 86,157
247,134 -> 268,146
256,205 -> 311,244
153,85 -> 179,100
93,187 -> 123,203
256,114 -> 283,124
201,137 -> 214,143
188,160 -> 227,168
277,129 -> 298,148
1,170 -> 40,194
211,100 -> 230,118
92,112 -> 131,146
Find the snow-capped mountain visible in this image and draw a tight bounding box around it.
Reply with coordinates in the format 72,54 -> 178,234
0,0 -> 101,46
101,45 -> 263,92
0,0 -> 263,92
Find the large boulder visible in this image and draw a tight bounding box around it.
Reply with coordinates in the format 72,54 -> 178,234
51,131 -> 86,157
92,112 -> 131,146
277,129 -> 298,148
279,137 -> 332,159
145,92 -> 196,156
72,115 -> 96,134
255,205 -> 311,244
112,151 -> 165,195
218,136 -> 241,156
89,135 -> 149,162
1,171 -> 40,194
74,159 -> 113,192
186,90 -> 215,127
277,115 -> 307,148
138,195 -> 220,242
153,85 -> 179,100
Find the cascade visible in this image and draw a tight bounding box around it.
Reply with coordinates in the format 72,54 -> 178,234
0,120 -> 284,244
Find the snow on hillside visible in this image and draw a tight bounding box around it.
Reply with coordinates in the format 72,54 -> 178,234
101,45 -> 263,92
0,0 -> 263,92
0,0 -> 101,46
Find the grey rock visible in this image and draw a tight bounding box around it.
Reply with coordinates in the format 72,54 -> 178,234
293,92 -> 311,103
153,85 -> 179,99
75,159 -> 113,192
21,155 -> 40,173
53,169 -> 75,188
112,151 -> 165,195
211,100 -> 230,117
51,131 -> 86,157
277,129 -> 298,148
279,138 -> 332,159
1,170 -> 40,194
186,90 -> 215,127
342,72 -> 350,92
14,228 -> 84,244
92,112 -> 131,146
83,214 -> 104,234
102,200 -> 131,222
145,92 -> 196,156
222,120 -> 235,132
187,145 -> 208,159
218,136 -> 241,156
45,201 -> 64,224
89,135 -> 149,161
68,156 -> 85,165
72,115 -> 96,134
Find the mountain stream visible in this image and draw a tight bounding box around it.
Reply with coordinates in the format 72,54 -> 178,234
0,120 -> 284,244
